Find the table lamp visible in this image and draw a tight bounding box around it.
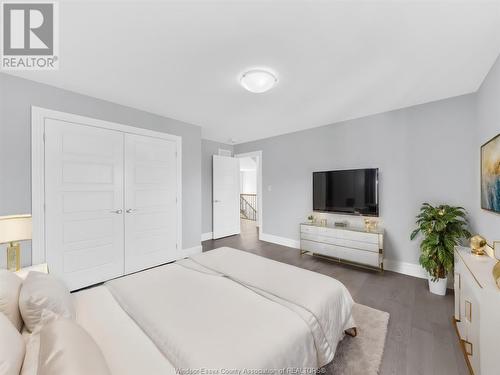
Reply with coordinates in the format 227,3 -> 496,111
0,215 -> 32,271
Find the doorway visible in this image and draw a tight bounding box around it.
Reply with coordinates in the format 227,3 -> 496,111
236,151 -> 262,239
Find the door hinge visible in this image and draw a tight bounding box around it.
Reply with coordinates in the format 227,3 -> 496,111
43,133 -> 46,142
176,243 -> 178,249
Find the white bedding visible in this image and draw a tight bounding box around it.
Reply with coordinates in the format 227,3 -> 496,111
186,247 -> 355,364
106,247 -> 355,371
73,286 -> 176,375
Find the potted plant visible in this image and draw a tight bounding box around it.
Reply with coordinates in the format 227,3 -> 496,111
307,215 -> 314,224
410,203 -> 471,295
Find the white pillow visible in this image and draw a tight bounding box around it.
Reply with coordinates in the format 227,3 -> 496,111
0,270 -> 23,331
20,329 -> 39,375
19,271 -> 75,332
0,312 -> 25,375
15,263 -> 48,280
21,318 -> 111,375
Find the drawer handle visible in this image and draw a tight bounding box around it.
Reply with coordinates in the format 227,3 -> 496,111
462,340 -> 473,356
465,300 -> 472,322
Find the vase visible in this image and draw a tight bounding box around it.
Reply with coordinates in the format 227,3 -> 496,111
428,274 -> 448,296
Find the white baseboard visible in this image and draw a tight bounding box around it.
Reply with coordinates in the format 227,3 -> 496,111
201,232 -> 213,241
384,259 -> 427,279
260,232 -> 300,249
259,232 -> 428,279
182,245 -> 202,256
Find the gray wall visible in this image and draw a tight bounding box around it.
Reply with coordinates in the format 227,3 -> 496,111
201,139 -> 233,234
0,73 -> 202,268
475,54 -> 500,244
235,94 -> 477,265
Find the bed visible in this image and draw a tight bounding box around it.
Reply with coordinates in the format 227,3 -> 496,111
72,247 -> 355,373
73,286 -> 176,375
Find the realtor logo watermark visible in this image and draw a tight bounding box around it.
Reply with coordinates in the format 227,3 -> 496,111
1,1 -> 59,70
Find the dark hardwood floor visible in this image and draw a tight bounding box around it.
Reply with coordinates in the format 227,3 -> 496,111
202,220 -> 468,375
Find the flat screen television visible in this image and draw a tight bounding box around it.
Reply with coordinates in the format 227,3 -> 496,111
313,168 -> 379,216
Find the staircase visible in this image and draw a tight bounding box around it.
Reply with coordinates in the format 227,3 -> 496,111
240,194 -> 257,221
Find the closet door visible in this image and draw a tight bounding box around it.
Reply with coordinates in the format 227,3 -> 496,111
45,119 -> 125,291
124,134 -> 178,273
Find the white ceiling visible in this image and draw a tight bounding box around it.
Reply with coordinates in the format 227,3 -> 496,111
7,0 -> 500,144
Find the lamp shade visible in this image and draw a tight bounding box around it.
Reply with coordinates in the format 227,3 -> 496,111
0,215 -> 32,244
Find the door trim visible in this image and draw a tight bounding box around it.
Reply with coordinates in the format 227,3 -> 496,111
235,151 -> 263,240
31,106 -> 182,265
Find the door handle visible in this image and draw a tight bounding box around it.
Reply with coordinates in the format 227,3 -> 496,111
125,209 -> 136,213
214,200 -> 221,203
110,209 -> 123,214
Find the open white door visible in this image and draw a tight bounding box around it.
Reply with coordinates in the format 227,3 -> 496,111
212,155 -> 240,239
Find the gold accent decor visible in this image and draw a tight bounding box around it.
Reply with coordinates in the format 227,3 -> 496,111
493,261 -> 500,290
470,235 -> 487,256
364,218 -> 378,232
0,214 -> 32,272
463,340 -> 473,356
465,300 -> 472,322
6,242 -> 20,272
452,318 -> 474,375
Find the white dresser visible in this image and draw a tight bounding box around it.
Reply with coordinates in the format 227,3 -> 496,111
300,223 -> 384,270
454,246 -> 500,375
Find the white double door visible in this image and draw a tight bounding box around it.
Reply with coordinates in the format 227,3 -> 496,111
45,119 -> 178,290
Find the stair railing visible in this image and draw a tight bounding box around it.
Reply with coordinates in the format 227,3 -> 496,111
240,194 -> 257,221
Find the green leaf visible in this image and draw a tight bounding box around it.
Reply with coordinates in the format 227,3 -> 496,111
410,229 -> 420,240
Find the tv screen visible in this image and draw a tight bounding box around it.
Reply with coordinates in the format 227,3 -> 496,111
313,168 -> 379,216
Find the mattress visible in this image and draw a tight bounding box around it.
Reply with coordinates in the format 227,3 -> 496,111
106,247 -> 355,371
72,286 -> 176,375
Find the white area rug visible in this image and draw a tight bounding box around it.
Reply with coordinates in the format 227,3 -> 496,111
325,303 -> 389,375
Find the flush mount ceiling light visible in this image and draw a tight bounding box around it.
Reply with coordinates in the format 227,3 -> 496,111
240,69 -> 277,93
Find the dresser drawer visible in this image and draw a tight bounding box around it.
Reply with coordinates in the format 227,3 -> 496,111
300,232 -> 380,253
301,239 -> 338,258
300,240 -> 381,267
300,224 -> 379,244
